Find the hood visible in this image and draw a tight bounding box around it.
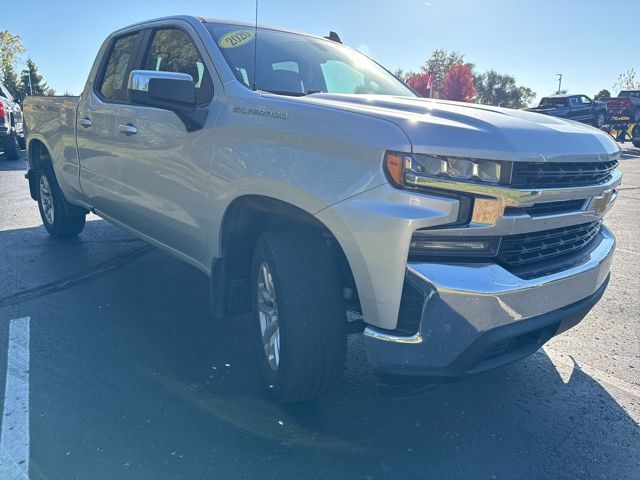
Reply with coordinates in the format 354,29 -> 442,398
291,94 -> 620,163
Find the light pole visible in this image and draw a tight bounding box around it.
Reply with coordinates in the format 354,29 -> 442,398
27,69 -> 33,95
556,73 -> 563,94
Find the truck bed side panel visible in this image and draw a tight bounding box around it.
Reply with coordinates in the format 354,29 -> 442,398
23,96 -> 86,207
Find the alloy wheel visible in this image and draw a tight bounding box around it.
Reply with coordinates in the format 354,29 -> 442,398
257,262 -> 280,370
39,175 -> 54,225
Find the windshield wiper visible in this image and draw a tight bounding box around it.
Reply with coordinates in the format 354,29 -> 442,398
259,89 -> 307,97
258,89 -> 326,97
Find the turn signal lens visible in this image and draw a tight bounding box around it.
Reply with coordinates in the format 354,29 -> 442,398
384,152 -> 406,187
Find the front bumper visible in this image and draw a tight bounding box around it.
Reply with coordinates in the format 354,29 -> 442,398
364,225 -> 615,377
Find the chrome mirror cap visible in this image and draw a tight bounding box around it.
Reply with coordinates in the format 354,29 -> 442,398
128,70 -> 194,93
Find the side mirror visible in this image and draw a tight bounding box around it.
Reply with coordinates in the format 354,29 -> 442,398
127,70 -> 207,132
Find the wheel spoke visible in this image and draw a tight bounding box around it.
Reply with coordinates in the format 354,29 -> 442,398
258,284 -> 273,303
257,299 -> 275,317
262,319 -> 278,346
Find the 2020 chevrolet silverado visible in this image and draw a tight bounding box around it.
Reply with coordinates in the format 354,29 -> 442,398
0,81 -> 24,160
23,16 -> 621,402
525,94 -> 608,127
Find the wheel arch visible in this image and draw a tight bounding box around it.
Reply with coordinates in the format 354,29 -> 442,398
25,138 -> 52,201
26,138 -> 88,216
211,194 -> 362,327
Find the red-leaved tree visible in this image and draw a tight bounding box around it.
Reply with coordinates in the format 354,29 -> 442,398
442,64 -> 476,102
406,72 -> 432,97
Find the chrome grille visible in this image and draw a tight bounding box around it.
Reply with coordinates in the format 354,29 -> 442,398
511,160 -> 618,188
498,221 -> 602,267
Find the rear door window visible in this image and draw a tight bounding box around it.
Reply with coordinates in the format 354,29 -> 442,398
98,33 -> 140,101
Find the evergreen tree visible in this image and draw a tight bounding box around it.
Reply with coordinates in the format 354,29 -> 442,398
18,59 -> 49,99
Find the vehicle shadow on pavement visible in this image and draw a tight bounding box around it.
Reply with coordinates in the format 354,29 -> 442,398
0,222 -> 637,480
0,151 -> 27,171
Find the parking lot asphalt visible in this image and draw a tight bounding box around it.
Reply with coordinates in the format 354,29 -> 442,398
0,146 -> 639,480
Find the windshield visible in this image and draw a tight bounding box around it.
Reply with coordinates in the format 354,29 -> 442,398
619,91 -> 640,98
206,23 -> 414,97
539,97 -> 567,107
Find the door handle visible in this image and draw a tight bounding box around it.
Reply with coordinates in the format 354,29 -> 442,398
78,117 -> 92,128
118,123 -> 138,135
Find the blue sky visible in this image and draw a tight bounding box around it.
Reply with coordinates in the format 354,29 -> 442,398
5,0 -> 639,104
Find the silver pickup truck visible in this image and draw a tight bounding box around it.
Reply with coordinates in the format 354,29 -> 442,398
23,16 -> 621,402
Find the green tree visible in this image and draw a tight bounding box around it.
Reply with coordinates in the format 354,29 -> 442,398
17,59 -> 49,99
392,68 -> 409,82
421,49 -> 468,99
594,89 -> 611,100
0,30 -> 25,95
474,70 -> 536,108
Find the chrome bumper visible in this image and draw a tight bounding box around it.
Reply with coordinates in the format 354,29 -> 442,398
364,225 -> 615,376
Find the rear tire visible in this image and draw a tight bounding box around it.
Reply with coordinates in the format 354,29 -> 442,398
36,166 -> 86,237
251,229 -> 346,403
2,131 -> 20,160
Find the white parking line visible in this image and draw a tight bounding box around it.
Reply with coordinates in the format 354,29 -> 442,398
0,317 -> 30,480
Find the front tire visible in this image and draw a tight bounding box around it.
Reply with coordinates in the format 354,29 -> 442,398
2,131 -> 20,160
594,111 -> 606,128
37,167 -> 86,237
251,229 -> 347,403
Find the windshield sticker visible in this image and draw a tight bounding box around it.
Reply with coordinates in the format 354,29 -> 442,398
218,30 -> 255,49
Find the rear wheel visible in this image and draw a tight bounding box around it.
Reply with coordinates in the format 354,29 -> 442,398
251,229 -> 346,403
37,166 -> 86,237
2,131 -> 20,160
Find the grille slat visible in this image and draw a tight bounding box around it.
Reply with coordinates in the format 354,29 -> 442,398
498,221 -> 602,267
511,160 -> 618,188
504,199 -> 586,217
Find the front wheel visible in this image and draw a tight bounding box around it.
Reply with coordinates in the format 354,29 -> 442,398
594,111 -> 606,128
251,229 -> 346,403
37,167 -> 86,237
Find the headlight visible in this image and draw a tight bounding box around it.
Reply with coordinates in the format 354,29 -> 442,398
384,152 -> 508,188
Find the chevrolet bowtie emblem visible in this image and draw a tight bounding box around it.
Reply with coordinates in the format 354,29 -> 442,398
587,189 -> 617,215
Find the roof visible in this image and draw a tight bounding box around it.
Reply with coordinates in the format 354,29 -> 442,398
111,15 -> 332,44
